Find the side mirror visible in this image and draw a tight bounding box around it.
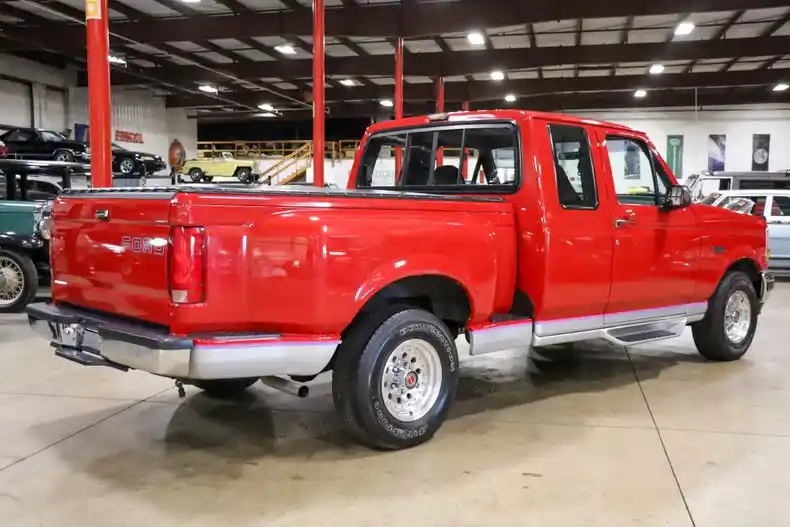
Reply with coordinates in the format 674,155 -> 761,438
662,184 -> 692,209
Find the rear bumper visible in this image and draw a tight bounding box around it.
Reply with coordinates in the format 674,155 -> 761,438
26,303 -> 337,380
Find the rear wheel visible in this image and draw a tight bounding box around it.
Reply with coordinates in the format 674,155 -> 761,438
236,167 -> 252,183
332,307 -> 459,450
692,271 -> 758,361
191,378 -> 259,398
0,249 -> 38,313
188,168 -> 204,182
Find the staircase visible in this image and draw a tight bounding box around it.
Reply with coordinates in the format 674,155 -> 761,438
259,143 -> 313,185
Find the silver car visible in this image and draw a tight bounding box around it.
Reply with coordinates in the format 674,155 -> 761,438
702,190 -> 790,274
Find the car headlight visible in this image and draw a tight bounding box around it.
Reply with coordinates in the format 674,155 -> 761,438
38,217 -> 52,240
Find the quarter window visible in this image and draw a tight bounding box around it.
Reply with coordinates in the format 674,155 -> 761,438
604,136 -> 669,206
548,124 -> 597,209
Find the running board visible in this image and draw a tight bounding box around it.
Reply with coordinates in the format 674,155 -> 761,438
605,319 -> 686,345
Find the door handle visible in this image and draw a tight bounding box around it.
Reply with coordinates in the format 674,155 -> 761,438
614,217 -> 634,228
95,209 -> 110,221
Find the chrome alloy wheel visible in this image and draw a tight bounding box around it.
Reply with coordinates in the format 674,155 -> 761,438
381,338 -> 443,422
120,158 -> 135,174
724,290 -> 751,344
0,257 -> 24,306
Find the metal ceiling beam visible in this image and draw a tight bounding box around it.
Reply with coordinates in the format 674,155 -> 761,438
83,36 -> 790,87
25,0 -> 790,43
193,86 -> 790,120
166,69 -> 790,107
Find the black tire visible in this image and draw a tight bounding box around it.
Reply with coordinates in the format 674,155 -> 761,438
236,167 -> 252,183
332,307 -> 459,450
53,150 -> 74,162
0,249 -> 38,313
191,377 -> 259,398
188,168 -> 204,182
692,271 -> 758,361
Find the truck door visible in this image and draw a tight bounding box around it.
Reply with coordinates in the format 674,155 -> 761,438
596,128 -> 698,319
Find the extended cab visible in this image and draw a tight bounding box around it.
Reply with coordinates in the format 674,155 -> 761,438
27,111 -> 774,450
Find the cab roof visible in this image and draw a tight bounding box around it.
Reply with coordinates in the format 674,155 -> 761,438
366,109 -> 639,135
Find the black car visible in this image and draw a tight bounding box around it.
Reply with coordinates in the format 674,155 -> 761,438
0,127 -> 90,163
112,143 -> 166,177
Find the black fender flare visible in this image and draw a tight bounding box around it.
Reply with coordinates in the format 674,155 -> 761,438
0,233 -> 45,253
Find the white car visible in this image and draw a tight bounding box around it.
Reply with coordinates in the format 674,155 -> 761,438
701,189 -> 790,274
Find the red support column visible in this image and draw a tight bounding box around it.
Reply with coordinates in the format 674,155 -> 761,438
312,0 -> 325,187
85,0 -> 112,188
394,37 -> 404,179
461,100 -> 470,180
435,76 -> 445,165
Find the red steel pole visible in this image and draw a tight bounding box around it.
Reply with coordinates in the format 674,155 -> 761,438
435,76 -> 445,166
312,0 -> 325,187
394,37 -> 404,179
85,0 -> 112,188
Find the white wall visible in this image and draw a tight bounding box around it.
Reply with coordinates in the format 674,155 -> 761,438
0,53 -> 73,129
575,104 -> 790,180
70,88 -> 198,172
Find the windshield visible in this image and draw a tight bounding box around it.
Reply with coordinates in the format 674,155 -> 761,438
699,192 -> 721,205
39,130 -> 66,142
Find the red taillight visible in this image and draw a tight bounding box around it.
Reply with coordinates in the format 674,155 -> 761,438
169,226 -> 206,304
0,141 -> 8,157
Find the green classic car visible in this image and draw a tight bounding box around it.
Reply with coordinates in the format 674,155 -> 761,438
0,160 -> 83,312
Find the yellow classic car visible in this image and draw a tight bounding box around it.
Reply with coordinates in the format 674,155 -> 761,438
178,152 -> 259,183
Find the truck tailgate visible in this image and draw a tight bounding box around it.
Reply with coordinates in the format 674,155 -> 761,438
50,193 -> 173,325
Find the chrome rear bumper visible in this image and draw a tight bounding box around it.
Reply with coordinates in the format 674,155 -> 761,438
26,303 -> 336,380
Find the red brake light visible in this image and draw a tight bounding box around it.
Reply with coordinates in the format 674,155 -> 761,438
169,226 -> 206,304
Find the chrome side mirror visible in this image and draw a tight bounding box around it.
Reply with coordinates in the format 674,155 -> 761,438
662,184 -> 692,209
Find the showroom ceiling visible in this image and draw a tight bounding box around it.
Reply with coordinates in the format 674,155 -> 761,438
0,0 -> 789,119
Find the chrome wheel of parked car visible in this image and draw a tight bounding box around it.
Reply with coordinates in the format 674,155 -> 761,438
54,151 -> 73,162
724,290 -> 751,344
381,338 -> 443,422
189,168 -> 204,182
0,256 -> 24,306
119,158 -> 135,174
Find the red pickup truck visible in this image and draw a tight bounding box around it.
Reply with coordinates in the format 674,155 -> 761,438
27,110 -> 773,450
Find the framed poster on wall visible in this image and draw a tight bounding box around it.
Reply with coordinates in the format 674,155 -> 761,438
707,134 -> 726,172
666,135 -> 684,177
752,134 -> 770,171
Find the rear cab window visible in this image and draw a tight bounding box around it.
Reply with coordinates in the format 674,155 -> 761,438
356,121 -> 519,193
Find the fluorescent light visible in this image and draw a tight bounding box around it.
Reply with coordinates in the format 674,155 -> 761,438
649,63 -> 664,74
634,89 -> 647,98
258,103 -> 275,111
674,21 -> 695,35
198,85 -> 218,94
773,83 -> 789,92
467,31 -> 485,45
181,0 -> 201,3
108,55 -> 126,66
380,99 -> 394,107
504,94 -> 516,102
490,70 -> 505,81
340,79 -> 357,87
275,44 -> 297,55
256,112 -> 277,118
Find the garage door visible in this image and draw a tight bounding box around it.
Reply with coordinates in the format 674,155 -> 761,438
40,88 -> 66,132
0,78 -> 31,127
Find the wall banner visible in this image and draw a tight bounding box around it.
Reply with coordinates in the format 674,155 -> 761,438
707,134 -> 726,172
666,135 -> 684,177
752,133 -> 770,171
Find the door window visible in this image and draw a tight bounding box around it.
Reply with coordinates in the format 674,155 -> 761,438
770,196 -> 790,217
604,136 -> 669,206
3,129 -> 35,142
548,124 -> 597,209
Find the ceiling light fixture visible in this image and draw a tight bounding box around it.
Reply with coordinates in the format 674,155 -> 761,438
505,94 -> 516,102
256,112 -> 277,118
634,89 -> 647,98
674,21 -> 695,35
649,63 -> 664,74
258,103 -> 275,111
467,31 -> 485,45
340,79 -> 357,87
773,83 -> 789,92
198,85 -> 219,94
275,44 -> 297,55
108,55 -> 127,66
380,99 -> 394,107
181,0 -> 201,3
490,70 -> 505,81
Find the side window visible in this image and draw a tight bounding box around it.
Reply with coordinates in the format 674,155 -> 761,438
772,196 -> 790,216
4,130 -> 33,142
604,136 -> 669,205
356,132 -> 407,187
547,124 -> 597,209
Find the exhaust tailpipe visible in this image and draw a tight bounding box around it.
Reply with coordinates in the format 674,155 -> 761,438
260,376 -> 309,398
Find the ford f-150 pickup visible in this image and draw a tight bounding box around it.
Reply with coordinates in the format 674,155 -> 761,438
27,110 -> 774,450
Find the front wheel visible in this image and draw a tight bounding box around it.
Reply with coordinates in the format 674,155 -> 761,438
188,168 -> 204,182
333,307 -> 459,450
53,150 -> 74,162
236,167 -> 252,183
0,249 -> 38,313
692,271 -> 758,361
